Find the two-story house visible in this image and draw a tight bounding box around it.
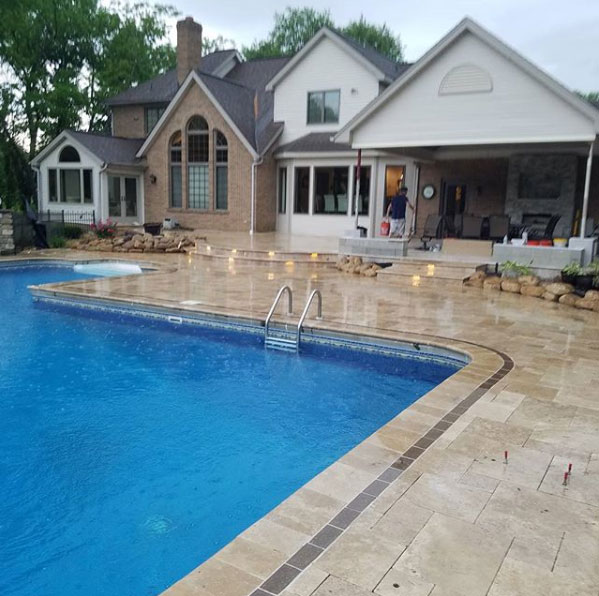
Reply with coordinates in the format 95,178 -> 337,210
31,16 -> 599,240
30,16 -> 418,237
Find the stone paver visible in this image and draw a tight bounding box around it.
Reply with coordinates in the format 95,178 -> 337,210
11,249 -> 599,596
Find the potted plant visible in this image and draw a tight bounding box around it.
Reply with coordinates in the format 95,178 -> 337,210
561,262 -> 582,284
575,263 -> 596,294
501,260 -> 532,279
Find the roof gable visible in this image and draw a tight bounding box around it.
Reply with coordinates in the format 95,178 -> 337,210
335,17 -> 599,145
136,70 -> 259,158
265,27 -> 401,91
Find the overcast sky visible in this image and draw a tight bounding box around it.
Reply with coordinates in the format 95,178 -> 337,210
165,0 -> 598,92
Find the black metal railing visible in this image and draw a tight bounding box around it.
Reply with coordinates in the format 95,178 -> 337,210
37,209 -> 96,226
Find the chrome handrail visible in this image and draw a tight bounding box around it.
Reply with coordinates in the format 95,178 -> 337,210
296,289 -> 323,347
264,285 -> 293,339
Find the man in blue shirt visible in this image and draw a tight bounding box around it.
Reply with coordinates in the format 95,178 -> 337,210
386,184 -> 414,238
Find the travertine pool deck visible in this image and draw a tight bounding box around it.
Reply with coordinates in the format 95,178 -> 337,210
6,250 -> 599,596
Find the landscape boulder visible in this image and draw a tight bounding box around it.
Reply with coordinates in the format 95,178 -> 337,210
501,280 -> 521,293
518,275 -> 540,286
559,294 -> 580,307
544,282 -> 574,296
542,291 -> 559,302
521,285 -> 545,298
483,276 -> 502,290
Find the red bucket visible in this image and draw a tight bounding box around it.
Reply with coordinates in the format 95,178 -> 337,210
380,219 -> 390,236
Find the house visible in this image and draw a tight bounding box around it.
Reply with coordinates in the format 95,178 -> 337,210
31,16 -> 599,242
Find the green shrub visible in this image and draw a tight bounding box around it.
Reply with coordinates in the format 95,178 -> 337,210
62,225 -> 84,239
501,260 -> 532,277
50,236 -> 66,248
562,262 -> 582,276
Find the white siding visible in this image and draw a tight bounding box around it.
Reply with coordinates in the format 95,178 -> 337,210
273,37 -> 381,144
37,138 -> 102,218
351,32 -> 596,148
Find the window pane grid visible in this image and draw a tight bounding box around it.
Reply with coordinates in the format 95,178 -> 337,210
48,169 -> 57,202
188,165 -> 209,209
170,166 -> 182,208
215,166 -> 227,210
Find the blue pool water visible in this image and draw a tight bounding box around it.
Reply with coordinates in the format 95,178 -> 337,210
0,265 -> 460,596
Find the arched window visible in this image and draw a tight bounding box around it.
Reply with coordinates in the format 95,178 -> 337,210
169,131 -> 182,208
59,145 -> 80,162
187,116 -> 209,209
214,130 -> 228,210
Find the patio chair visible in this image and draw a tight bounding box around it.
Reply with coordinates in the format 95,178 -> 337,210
528,215 -> 561,240
337,194 -> 348,213
488,215 -> 510,241
461,215 -> 484,239
420,214 -> 443,250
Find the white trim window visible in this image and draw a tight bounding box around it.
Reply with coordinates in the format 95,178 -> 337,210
307,90 -> 340,124
214,130 -> 228,210
145,106 -> 166,134
187,116 -> 209,210
48,145 -> 93,204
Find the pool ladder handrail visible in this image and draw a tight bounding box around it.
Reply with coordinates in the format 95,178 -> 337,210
296,289 -> 323,347
264,285 -> 293,341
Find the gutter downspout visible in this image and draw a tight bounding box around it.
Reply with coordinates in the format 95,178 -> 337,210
99,163 -> 108,223
580,140 -> 595,238
250,157 -> 263,235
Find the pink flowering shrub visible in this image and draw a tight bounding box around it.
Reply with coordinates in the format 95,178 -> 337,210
90,219 -> 117,239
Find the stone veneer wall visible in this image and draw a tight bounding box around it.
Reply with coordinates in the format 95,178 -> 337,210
0,210 -> 15,254
143,84 -> 258,231
504,154 -> 577,238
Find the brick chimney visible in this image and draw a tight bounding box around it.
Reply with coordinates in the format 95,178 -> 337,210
177,17 -> 202,85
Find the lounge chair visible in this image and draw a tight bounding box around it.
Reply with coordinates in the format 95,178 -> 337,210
488,215 -> 510,241
420,215 -> 443,250
461,215 -> 484,239
324,194 -> 335,213
337,195 -> 348,213
527,215 -> 561,240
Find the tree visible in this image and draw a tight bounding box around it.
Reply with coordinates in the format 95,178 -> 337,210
203,35 -> 236,54
576,91 -> 599,107
242,7 -> 403,62
342,16 -> 403,62
243,7 -> 333,59
0,0 -> 178,155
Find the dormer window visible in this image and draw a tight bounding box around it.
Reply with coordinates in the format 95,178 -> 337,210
145,106 -> 166,134
307,90 -> 340,124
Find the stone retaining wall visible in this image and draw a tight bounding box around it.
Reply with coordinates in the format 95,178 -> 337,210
0,210 -> 15,255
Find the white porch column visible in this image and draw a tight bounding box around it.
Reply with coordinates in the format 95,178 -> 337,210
308,166 -> 315,216
580,140 -> 595,238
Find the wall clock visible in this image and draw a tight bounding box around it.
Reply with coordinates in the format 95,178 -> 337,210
422,184 -> 436,200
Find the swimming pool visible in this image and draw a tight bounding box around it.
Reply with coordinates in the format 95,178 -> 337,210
0,264 -> 461,595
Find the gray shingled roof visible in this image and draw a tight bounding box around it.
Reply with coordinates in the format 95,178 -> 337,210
105,50 -> 240,106
68,131 -> 144,165
276,132 -> 351,154
330,29 -> 411,82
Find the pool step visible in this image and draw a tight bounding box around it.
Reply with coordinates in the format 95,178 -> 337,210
264,336 -> 298,352
376,260 -> 487,288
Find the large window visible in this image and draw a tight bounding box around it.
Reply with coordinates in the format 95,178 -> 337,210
187,116 -> 209,209
145,106 -> 166,134
307,90 -> 340,124
314,167 -> 349,215
278,167 -> 287,214
48,145 -> 93,205
294,167 -> 310,214
169,131 -> 182,208
214,130 -> 228,210
352,165 -> 371,216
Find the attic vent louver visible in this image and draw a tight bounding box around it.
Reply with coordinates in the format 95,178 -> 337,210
439,64 -> 493,95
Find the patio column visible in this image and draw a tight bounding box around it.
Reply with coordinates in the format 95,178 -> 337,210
580,139 -> 595,238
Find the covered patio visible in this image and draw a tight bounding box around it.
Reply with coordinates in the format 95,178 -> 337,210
334,18 -> 599,268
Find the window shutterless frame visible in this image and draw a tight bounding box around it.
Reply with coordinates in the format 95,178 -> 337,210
306,89 -> 340,124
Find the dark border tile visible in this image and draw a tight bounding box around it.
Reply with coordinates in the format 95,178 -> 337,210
346,492 -> 375,512
391,456 -> 414,470
261,564 -> 301,594
378,467 -> 403,482
363,479 -> 388,497
403,446 -> 425,460
329,507 -> 361,530
310,524 -> 343,548
287,543 -> 323,570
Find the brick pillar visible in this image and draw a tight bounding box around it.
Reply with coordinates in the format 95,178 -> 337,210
177,17 -> 202,85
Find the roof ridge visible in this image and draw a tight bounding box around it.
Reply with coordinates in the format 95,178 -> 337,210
196,69 -> 255,92
67,130 -> 144,142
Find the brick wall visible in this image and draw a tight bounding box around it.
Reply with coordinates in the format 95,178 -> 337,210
112,105 -> 145,138
255,150 -> 278,232
416,159 -> 508,234
143,83 -> 257,231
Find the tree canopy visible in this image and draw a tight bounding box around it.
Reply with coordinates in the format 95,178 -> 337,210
243,8 -> 404,62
